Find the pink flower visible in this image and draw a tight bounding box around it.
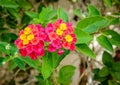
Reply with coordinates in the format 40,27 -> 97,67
70,43 -> 76,51
19,48 -> 27,57
29,52 -> 37,60
26,44 -> 33,54
48,44 -> 56,52
49,32 -> 58,41
58,49 -> 64,55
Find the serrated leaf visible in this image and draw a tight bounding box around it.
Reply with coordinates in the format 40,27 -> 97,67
76,16 -> 109,34
99,66 -> 109,77
88,5 -> 100,16
97,35 -> 113,52
76,44 -> 96,58
75,29 -> 93,44
102,51 -> 114,67
14,58 -> 25,70
57,7 -> 69,22
58,65 -> 76,85
0,0 -> 19,8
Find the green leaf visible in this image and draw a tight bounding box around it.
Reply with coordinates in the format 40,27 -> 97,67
102,51 -> 113,67
9,59 -> 17,70
74,8 -> 82,18
36,75 -> 45,85
18,56 -> 41,71
52,50 -> 70,68
0,0 -> 19,8
97,35 -> 113,52
76,44 -> 96,58
112,62 -> 120,72
99,66 -> 109,77
47,10 -> 57,20
7,8 -> 20,19
41,52 -> 54,79
58,65 -> 76,85
111,72 -> 120,81
108,80 -> 118,85
103,0 -> 112,7
57,7 -> 69,22
75,29 -> 93,44
25,11 -> 39,18
88,5 -> 100,16
0,57 -> 4,67
76,16 -> 109,34
14,58 -> 25,70
102,30 -> 120,48
16,0 -> 32,10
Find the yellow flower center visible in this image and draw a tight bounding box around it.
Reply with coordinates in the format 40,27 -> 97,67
56,29 -> 63,36
60,23 -> 67,31
23,39 -> 29,45
27,34 -> 34,40
20,34 -> 27,40
65,35 -> 73,42
24,27 -> 31,34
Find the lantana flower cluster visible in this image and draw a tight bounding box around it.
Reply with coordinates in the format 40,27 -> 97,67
15,19 -> 76,60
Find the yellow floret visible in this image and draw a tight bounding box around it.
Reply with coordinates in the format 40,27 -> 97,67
65,35 -> 73,42
23,39 -> 29,45
27,34 -> 34,40
56,29 -> 63,36
24,27 -> 31,34
20,34 -> 27,40
60,23 -> 67,31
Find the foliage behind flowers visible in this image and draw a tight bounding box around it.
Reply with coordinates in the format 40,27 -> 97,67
0,0 -> 120,84
15,19 -> 76,60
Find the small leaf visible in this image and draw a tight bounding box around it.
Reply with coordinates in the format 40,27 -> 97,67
58,65 -> 76,85
102,30 -> 120,48
112,62 -> 120,72
108,80 -> 118,85
74,8 -> 82,18
111,72 -> 120,81
99,66 -> 109,77
18,56 -> 41,71
0,57 -> 4,67
102,51 -> 113,67
88,5 -> 100,16
14,58 -> 25,70
16,0 -> 32,10
25,11 -> 39,18
103,0 -> 112,7
76,16 -> 109,34
76,44 -> 96,58
0,0 -> 19,8
57,7 -> 69,22
75,29 -> 93,44
9,60 -> 17,70
97,35 -> 113,52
